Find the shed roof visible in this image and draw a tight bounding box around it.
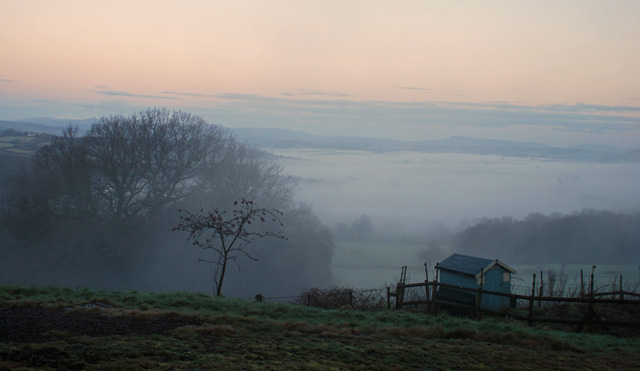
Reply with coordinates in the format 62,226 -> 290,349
437,253 -> 516,277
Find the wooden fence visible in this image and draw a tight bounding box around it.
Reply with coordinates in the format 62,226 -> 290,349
388,280 -> 640,332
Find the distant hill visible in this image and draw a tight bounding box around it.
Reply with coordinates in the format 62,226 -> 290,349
232,127 -> 640,163
1,117 -> 94,135
17,117 -> 94,133
2,118 -> 638,163
0,120 -> 67,135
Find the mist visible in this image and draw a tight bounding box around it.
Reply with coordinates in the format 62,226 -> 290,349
270,148 -> 640,233
2,116 -> 640,298
262,147 -> 640,290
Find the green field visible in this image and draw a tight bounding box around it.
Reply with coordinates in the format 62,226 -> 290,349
0,136 -> 34,143
1,284 -> 639,370
0,133 -> 51,156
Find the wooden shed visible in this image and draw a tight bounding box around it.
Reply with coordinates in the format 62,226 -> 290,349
435,253 -> 516,311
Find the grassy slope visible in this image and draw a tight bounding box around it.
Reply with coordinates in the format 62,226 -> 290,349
1,285 -> 638,370
0,134 -> 51,156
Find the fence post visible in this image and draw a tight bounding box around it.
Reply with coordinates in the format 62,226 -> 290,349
424,262 -> 429,283
395,283 -> 402,310
580,270 -> 584,298
590,265 -> 595,298
476,271 -> 483,317
620,274 -> 624,300
349,289 -> 353,307
538,270 -> 544,307
528,273 -> 536,327
432,280 -> 438,315
425,280 -> 430,300
424,281 -> 430,313
584,266 -> 596,332
386,286 -> 391,309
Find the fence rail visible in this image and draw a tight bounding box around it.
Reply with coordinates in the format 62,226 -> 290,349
388,280 -> 640,332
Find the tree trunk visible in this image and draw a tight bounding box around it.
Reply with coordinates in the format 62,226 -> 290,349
216,253 -> 228,296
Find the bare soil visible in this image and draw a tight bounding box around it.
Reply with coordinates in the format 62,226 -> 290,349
0,305 -> 201,343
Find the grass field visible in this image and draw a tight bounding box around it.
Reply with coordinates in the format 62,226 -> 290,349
0,136 -> 34,143
0,133 -> 51,156
1,284 -> 639,370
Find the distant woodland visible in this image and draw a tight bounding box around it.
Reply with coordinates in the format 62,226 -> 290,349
0,109 -> 334,297
452,210 -> 640,265
334,210 -> 640,268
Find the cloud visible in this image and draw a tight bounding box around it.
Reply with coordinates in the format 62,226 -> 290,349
161,91 -> 218,98
539,103 -> 640,113
0,78 -> 15,83
295,89 -> 352,97
397,86 -> 433,91
95,89 -> 179,100
162,89 -> 352,99
188,94 -> 640,137
216,93 -> 275,102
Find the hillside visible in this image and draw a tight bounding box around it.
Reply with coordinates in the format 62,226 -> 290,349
232,128 -> 639,163
0,120 -> 66,135
0,129 -> 54,179
1,285 -> 638,370
0,129 -> 54,156
4,118 -> 639,162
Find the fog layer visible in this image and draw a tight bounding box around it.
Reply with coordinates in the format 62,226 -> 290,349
270,149 -> 640,231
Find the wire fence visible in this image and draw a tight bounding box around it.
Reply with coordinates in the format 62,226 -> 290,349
255,268 -> 640,315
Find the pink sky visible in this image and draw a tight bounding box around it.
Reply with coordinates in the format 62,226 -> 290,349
2,0 -> 640,145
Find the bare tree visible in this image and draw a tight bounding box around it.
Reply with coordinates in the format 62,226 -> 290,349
132,108 -> 226,215
173,198 -> 286,296
32,125 -> 95,217
84,109 -> 228,218
194,139 -> 296,210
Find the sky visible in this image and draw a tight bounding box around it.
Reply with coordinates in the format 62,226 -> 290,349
2,0 -> 640,146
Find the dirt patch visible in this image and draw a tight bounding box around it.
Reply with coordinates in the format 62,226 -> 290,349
0,305 -> 202,343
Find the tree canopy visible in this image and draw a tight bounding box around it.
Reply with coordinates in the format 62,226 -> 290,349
452,209 -> 640,265
0,108 -> 334,296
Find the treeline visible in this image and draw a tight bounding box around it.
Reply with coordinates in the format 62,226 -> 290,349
452,210 -> 640,265
0,108 -> 334,297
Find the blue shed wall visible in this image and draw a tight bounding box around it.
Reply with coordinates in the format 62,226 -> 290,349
440,267 -> 512,310
440,270 -> 477,289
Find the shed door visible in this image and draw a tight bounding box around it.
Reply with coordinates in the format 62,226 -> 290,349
481,268 -> 510,310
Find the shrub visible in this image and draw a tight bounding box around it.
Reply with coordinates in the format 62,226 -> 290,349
295,286 -> 387,311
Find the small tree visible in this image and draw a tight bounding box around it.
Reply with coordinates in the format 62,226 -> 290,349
173,198 -> 285,296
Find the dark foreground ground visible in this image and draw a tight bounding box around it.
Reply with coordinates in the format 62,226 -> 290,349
2,302 -> 639,370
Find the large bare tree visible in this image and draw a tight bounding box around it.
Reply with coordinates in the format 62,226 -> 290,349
84,109 -> 226,218
0,108 -> 337,297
